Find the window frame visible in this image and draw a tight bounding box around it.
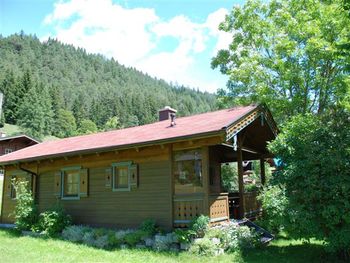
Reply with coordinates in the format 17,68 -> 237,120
61,166 -> 81,200
9,171 -> 30,200
4,148 -> 13,155
112,161 -> 132,192
173,148 -> 204,194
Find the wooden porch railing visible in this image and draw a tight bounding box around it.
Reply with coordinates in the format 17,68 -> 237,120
173,195 -> 204,226
209,194 -> 229,223
243,191 -> 261,217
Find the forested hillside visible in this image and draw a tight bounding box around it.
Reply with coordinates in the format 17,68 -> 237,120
0,33 -> 216,139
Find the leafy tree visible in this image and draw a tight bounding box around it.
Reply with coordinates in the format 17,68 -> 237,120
268,108 -> 350,258
0,33 -> 216,137
124,115 -> 139,128
221,163 -> 238,193
77,119 -> 98,135
104,116 -> 122,131
17,82 -> 54,139
212,0 -> 349,122
54,109 -> 76,138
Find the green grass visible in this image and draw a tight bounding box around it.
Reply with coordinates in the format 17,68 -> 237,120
0,123 -> 58,142
0,229 -> 338,263
0,123 -> 22,136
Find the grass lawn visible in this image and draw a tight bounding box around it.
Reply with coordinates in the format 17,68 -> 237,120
0,229 -> 339,263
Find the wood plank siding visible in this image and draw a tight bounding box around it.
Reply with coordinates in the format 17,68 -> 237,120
0,136 -> 224,229
1,146 -> 173,229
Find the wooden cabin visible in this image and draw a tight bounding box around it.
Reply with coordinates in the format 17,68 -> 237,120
0,134 -> 38,156
0,105 -> 277,230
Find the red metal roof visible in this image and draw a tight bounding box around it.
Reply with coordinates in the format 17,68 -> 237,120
0,105 -> 257,164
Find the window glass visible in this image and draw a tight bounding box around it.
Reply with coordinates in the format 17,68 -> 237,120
63,170 -> 79,197
173,149 -> 203,194
5,148 -> 13,155
113,166 -> 129,189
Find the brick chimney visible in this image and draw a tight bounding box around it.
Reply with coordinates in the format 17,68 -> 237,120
159,106 -> 177,121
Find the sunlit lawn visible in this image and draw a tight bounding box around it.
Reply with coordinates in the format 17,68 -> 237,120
0,229 -> 339,263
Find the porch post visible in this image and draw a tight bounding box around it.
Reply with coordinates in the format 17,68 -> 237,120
260,158 -> 266,186
237,135 -> 245,219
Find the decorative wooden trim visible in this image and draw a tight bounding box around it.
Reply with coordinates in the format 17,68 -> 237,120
226,109 -> 260,141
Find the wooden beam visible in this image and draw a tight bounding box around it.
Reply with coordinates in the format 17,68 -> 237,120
260,158 -> 266,186
237,134 -> 245,219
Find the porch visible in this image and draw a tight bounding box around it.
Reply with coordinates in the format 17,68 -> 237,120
172,107 -> 277,226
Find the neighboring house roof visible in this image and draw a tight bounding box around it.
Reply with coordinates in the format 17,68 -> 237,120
0,134 -> 39,144
0,104 -> 276,165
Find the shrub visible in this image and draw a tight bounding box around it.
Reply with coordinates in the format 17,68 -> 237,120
257,185 -> 287,234
174,229 -> 195,244
12,180 -> 38,231
37,204 -> 72,236
124,230 -> 147,246
94,235 -> 109,249
268,110 -> 350,258
189,237 -> 218,256
82,231 -> 95,246
139,219 -> 157,236
189,215 -> 210,238
62,225 -> 87,242
221,224 -> 257,252
115,229 -> 134,243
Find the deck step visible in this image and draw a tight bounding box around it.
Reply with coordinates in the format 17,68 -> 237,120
234,219 -> 274,244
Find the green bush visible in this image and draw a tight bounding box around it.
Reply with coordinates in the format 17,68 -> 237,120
221,224 -> 258,252
62,225 -> 88,242
37,204 -> 72,236
268,110 -> 350,258
13,180 -> 38,231
174,229 -> 195,244
189,237 -> 218,256
124,230 -> 148,246
139,219 -> 157,236
257,185 -> 287,234
189,215 -> 210,238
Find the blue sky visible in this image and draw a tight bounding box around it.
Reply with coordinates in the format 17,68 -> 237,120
0,0 -> 244,93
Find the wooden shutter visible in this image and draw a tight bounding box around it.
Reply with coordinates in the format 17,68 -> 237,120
79,168 -> 88,197
105,167 -> 112,188
54,171 -> 62,197
130,164 -> 138,188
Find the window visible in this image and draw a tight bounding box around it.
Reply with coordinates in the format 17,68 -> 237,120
112,162 -> 132,191
9,173 -> 32,199
62,170 -> 79,198
56,166 -> 88,200
173,149 -> 203,194
4,148 -> 13,154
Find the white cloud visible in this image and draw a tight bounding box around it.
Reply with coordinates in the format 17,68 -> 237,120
43,0 -> 230,92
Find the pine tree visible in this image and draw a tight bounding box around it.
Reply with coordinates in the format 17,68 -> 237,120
17,82 -> 54,139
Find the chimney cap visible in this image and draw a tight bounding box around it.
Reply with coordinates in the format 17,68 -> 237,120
159,106 -> 177,113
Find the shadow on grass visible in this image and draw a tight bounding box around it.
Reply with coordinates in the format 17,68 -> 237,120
242,242 -> 340,263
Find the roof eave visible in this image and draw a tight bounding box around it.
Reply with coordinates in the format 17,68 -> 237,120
0,130 -> 226,166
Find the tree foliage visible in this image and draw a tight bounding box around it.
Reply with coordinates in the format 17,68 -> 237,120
268,108 -> 350,258
0,33 -> 216,140
212,0 -> 349,122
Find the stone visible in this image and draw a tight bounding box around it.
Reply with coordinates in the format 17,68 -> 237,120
169,243 -> 180,253
145,238 -> 154,247
136,244 -> 146,249
120,244 -> 129,249
180,243 -> 190,250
